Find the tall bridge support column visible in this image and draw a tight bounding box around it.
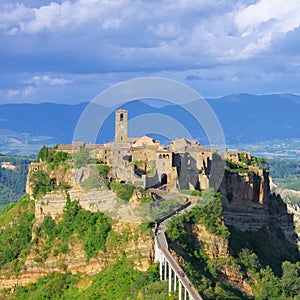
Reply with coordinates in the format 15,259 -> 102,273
164,258 -> 167,281
168,264 -> 172,295
184,287 -> 187,300
159,257 -> 163,281
179,280 -> 182,300
174,273 -> 177,292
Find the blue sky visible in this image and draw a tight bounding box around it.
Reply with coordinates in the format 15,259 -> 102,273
1,0 -> 300,104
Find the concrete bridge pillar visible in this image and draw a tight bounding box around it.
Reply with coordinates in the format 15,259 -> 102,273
164,258 -> 167,281
168,264 -> 172,295
174,273 -> 177,292
179,280 -> 182,300
159,257 -> 163,281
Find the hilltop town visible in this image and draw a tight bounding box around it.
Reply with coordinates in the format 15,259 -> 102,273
45,109 -> 255,193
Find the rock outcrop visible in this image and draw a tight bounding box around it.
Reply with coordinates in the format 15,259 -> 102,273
0,217 -> 154,290
220,169 -> 298,245
192,223 -> 229,259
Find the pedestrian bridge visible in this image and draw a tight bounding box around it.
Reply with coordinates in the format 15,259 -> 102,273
154,224 -> 203,300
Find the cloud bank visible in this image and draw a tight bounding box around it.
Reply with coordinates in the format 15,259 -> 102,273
0,0 -> 300,103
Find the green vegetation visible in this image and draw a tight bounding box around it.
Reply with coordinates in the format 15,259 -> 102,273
7,261 -> 168,300
0,195 -> 34,273
96,163 -> 110,178
29,146 -> 74,198
29,167 -> 71,199
81,173 -> 102,191
167,192 -> 229,241
228,225 -> 300,277
109,180 -> 154,203
0,155 -> 33,210
237,250 -> 300,299
37,145 -> 70,169
166,194 -> 244,299
11,272 -> 79,300
166,193 -> 300,299
73,147 -> 92,168
137,188 -> 153,203
268,158 -> 300,191
110,182 -> 136,202
179,189 -> 201,196
34,195 -> 112,260
226,155 -> 267,174
29,170 -> 55,199
147,197 -> 187,221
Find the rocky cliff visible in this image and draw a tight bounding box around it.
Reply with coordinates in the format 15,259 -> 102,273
220,168 -> 298,245
0,163 -> 154,291
0,213 -> 153,291
4,157 -> 298,293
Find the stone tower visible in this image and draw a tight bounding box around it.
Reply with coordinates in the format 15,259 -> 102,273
115,109 -> 128,142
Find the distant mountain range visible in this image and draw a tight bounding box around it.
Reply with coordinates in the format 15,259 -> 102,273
0,93 -> 299,156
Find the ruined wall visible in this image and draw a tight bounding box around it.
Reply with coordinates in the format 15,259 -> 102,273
26,162 -> 49,196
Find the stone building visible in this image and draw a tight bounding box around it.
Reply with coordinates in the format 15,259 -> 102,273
222,150 -> 252,165
58,109 -> 215,191
57,141 -> 85,153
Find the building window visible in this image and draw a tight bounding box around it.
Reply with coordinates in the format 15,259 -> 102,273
120,113 -> 123,121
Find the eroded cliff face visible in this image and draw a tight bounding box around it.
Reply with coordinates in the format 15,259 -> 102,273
169,223 -> 253,297
192,224 -> 254,296
26,163 -> 94,197
1,165 -> 154,290
0,217 -> 154,290
220,169 -> 297,245
192,223 -> 229,259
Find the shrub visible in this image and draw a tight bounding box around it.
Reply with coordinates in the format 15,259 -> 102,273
30,170 -> 55,198
110,182 -> 135,202
35,195 -> 112,260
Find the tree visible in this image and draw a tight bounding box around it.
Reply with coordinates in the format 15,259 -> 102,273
256,157 -> 267,168
37,145 -> 49,162
281,261 -> 300,298
73,147 -> 91,168
30,170 -> 53,198
238,248 -> 260,272
97,164 -> 110,178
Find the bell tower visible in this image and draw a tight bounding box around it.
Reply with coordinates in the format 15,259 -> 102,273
115,109 -> 128,142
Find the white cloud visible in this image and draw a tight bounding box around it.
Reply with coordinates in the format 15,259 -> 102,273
0,0 -> 125,34
0,0 -> 300,101
7,89 -> 20,97
23,86 -> 35,96
233,0 -> 300,58
31,75 -> 73,86
6,87 -> 36,97
235,0 -> 300,34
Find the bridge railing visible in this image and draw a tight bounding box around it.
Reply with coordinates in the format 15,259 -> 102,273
154,215 -> 203,300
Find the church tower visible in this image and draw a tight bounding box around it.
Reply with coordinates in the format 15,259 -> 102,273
115,109 -> 128,142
